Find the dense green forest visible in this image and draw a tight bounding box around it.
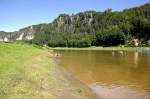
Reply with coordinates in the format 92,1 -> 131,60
1,3 -> 150,47
31,4 -> 150,47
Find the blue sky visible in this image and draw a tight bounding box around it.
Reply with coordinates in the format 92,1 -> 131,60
0,0 -> 149,32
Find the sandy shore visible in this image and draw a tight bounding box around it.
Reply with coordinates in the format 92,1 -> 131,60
46,53 -> 100,99
49,46 -> 150,52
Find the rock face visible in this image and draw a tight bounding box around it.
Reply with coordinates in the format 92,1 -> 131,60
53,11 -> 95,28
0,3 -> 149,43
0,26 -> 35,42
16,26 -> 35,40
0,11 -> 95,42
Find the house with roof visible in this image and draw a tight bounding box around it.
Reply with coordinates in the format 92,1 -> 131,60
132,38 -> 139,46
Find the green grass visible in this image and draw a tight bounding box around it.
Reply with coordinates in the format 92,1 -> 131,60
0,43 -> 53,99
0,43 -> 101,99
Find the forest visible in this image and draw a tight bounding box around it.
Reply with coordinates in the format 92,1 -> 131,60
1,3 -> 149,47
30,4 -> 150,47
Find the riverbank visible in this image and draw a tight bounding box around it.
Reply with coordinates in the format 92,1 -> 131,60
49,46 -> 150,51
53,48 -> 150,99
0,43 -> 98,99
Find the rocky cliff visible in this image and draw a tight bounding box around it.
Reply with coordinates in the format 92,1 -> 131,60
0,26 -> 35,42
0,11 -> 95,42
0,3 -> 149,45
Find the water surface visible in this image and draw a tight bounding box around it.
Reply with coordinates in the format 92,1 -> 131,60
55,50 -> 150,99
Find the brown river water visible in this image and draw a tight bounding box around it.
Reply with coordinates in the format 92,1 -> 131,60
54,49 -> 150,99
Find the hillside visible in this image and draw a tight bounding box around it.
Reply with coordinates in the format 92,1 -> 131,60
0,3 -> 150,47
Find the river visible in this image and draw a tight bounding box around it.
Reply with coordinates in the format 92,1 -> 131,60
54,49 -> 150,99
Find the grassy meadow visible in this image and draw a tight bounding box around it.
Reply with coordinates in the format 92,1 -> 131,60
0,43 -> 54,99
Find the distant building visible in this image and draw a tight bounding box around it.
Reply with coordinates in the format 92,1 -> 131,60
4,37 -> 8,42
132,38 -> 139,46
148,39 -> 150,46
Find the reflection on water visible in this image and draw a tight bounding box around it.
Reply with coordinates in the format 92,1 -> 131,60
55,50 -> 150,99
134,52 -> 139,66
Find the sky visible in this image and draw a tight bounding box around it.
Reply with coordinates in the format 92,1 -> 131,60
0,0 -> 149,32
